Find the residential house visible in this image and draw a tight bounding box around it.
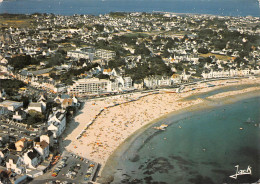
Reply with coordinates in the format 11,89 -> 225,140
202,69 -> 231,79
47,110 -> 66,138
15,138 -> 27,152
23,149 -> 42,169
180,70 -> 191,82
144,76 -> 172,88
27,102 -> 45,113
40,130 -> 54,147
54,95 -> 79,109
5,154 -> 25,174
34,140 -> 49,159
171,74 -> 181,84
37,99 -> 47,112
61,99 -> 73,109
12,109 -> 26,122
103,68 -> 112,75
0,106 -> 8,115
54,84 -> 67,93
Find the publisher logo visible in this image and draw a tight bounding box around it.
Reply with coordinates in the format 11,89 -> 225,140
229,165 -> 252,179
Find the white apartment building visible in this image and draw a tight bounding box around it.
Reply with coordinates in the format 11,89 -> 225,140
202,68 -> 252,79
68,78 -> 118,95
123,77 -> 133,88
95,49 -> 116,60
67,47 -> 95,61
67,50 -> 91,60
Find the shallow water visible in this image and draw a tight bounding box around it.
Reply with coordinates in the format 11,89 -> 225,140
107,95 -> 260,184
182,83 -> 259,101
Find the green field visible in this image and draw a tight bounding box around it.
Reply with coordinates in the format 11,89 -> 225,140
199,53 -> 233,61
0,15 -> 34,28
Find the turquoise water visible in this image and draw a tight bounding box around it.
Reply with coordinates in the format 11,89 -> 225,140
108,95 -> 260,184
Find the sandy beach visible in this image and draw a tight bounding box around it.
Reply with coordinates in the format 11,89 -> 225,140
60,77 -> 260,171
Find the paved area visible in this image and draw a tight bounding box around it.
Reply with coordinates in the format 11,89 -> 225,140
31,151 -> 99,184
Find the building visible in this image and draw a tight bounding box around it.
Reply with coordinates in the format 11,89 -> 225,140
15,138 -> 27,152
116,76 -> 133,90
0,106 -> 9,115
67,50 -> 90,60
68,78 -> 117,95
34,141 -> 49,159
0,100 -> 23,112
23,149 -> 42,169
144,76 -> 172,88
67,47 -> 95,61
95,49 -> 116,60
12,110 -> 26,122
54,95 -> 79,109
40,131 -> 54,147
47,110 -> 66,138
27,102 -> 45,113
5,155 -> 25,174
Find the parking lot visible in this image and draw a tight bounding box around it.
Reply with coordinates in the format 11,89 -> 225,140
31,151 -> 99,184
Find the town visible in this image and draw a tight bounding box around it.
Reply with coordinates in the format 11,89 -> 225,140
0,12 -> 259,183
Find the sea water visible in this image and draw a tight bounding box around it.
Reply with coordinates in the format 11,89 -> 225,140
0,0 -> 259,17
108,94 -> 260,184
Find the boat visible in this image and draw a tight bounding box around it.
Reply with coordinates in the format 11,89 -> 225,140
153,124 -> 168,130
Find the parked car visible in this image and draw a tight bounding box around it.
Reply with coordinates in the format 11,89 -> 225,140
52,172 -> 58,177
84,173 -> 91,181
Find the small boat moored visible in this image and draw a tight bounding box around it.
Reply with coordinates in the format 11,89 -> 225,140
153,124 -> 168,130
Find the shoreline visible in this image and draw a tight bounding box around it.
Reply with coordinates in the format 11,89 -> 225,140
60,78 -> 260,180
100,90 -> 260,183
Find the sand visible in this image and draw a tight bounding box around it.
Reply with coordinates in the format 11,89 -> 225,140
60,77 -> 260,170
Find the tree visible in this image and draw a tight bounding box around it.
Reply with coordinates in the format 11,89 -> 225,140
198,48 -> 209,54
162,49 -> 170,58
108,59 -> 126,69
214,40 -> 226,50
8,55 -> 39,70
234,57 -> 247,67
46,53 -> 64,67
134,44 -> 150,56
0,79 -> 26,96
97,74 -> 110,79
147,56 -> 172,76
21,96 -> 30,109
27,110 -> 45,125
66,106 -> 77,117
125,62 -> 149,81
198,29 -> 215,39
94,24 -> 104,32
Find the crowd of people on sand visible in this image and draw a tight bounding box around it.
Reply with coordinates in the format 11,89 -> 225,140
64,78 -> 260,166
